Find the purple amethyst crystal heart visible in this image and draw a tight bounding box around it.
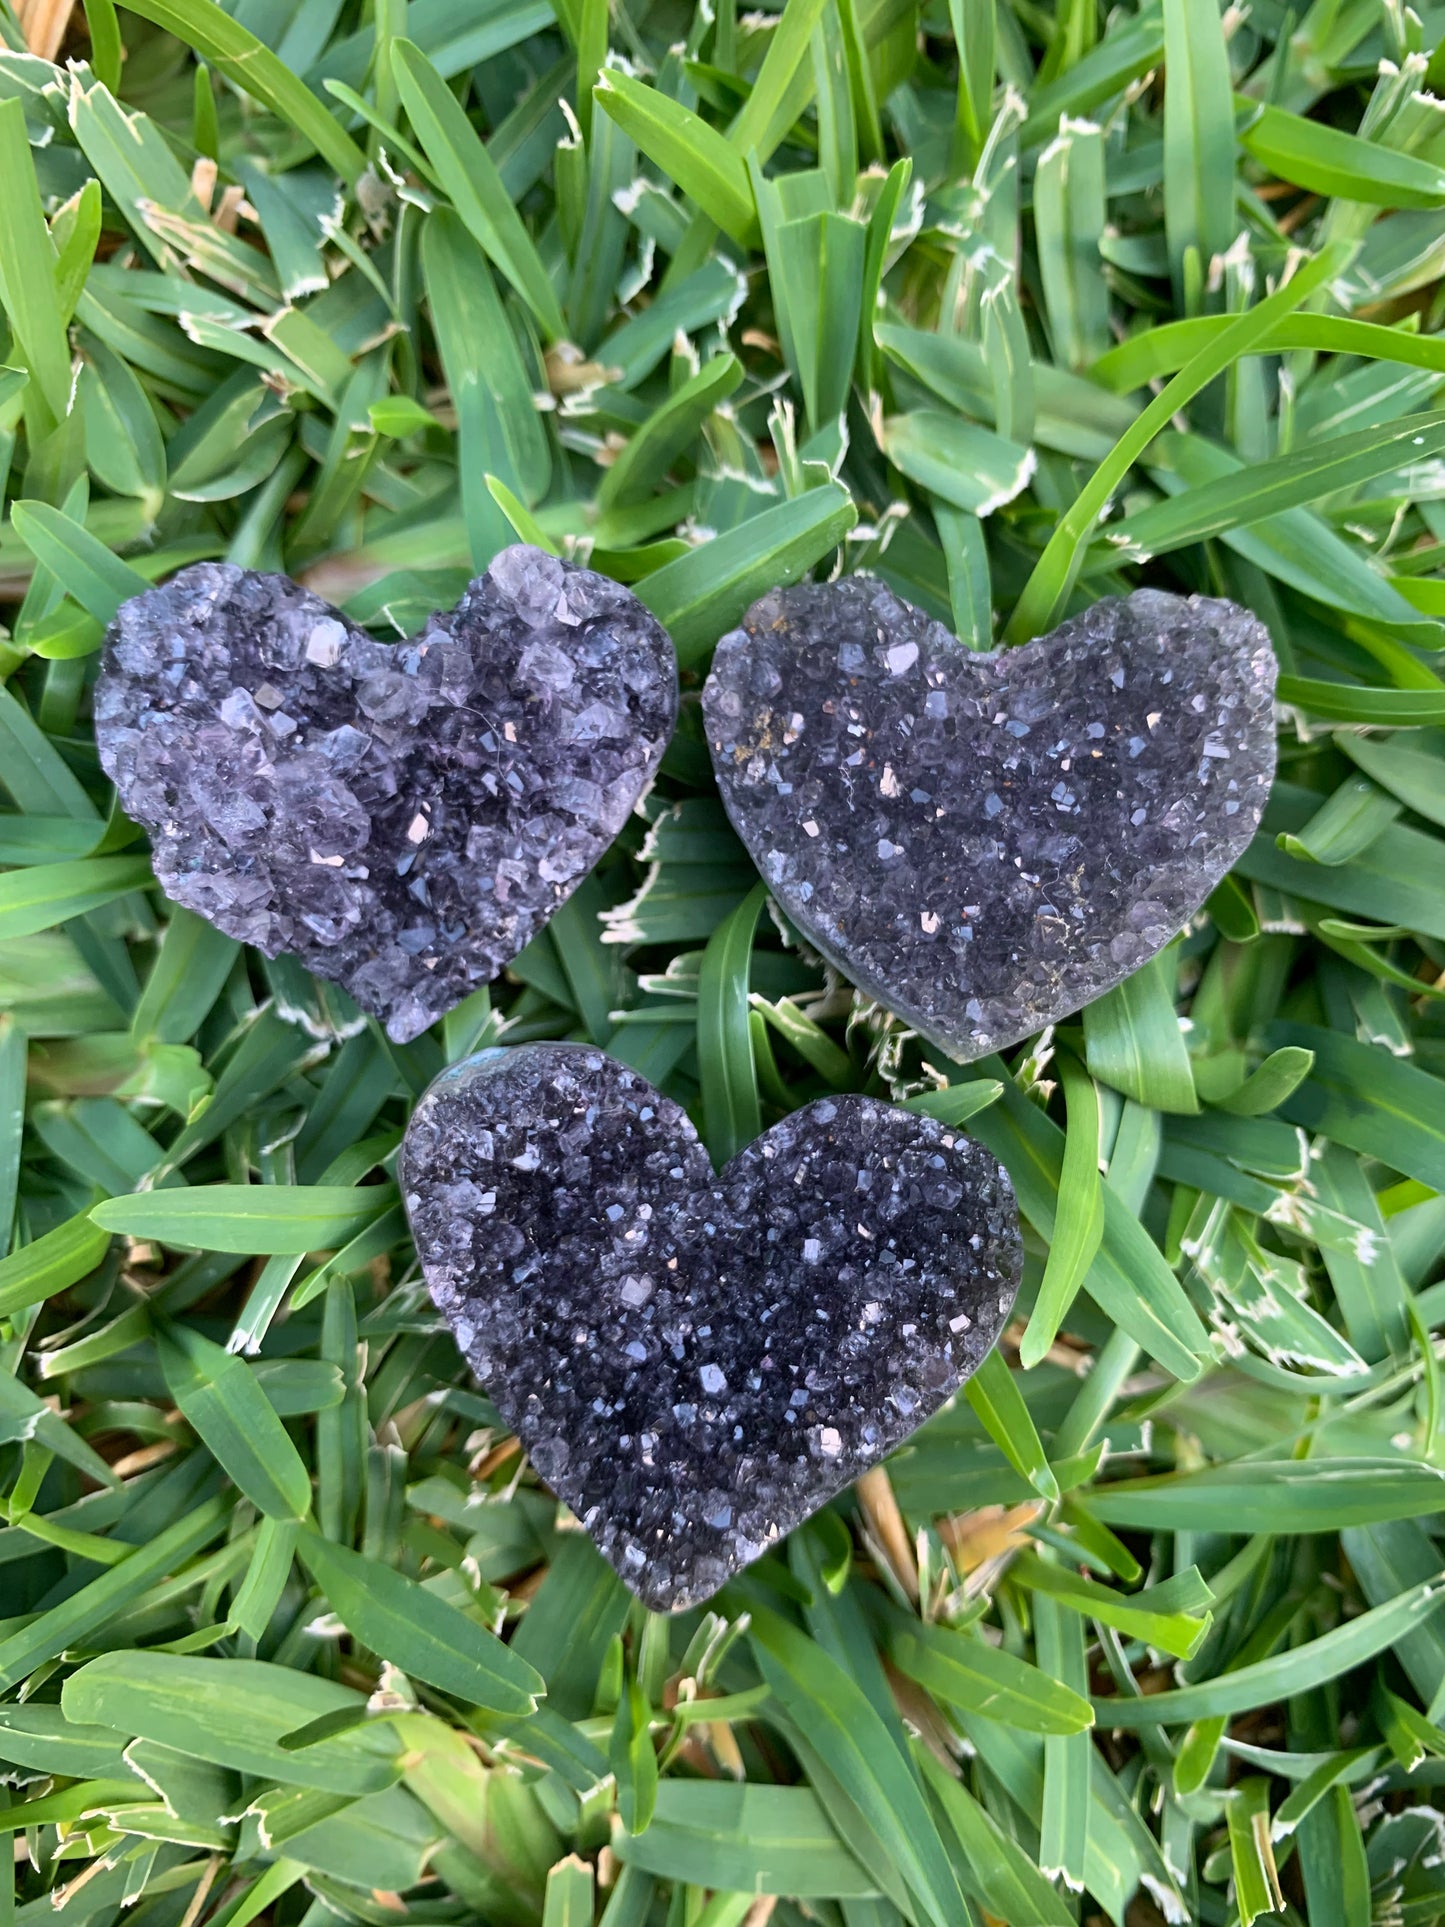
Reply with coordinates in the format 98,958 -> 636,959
95,547 -> 677,1043
401,1043 -> 1021,1611
704,581 -> 1276,1063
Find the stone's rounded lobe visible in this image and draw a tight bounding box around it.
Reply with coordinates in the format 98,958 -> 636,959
95,546 -> 678,1044
401,1042 -> 1021,1612
704,581 -> 1277,1063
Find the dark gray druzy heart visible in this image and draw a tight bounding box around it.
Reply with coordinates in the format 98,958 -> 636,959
704,581 -> 1277,1063
401,1043 -> 1021,1611
94,547 -> 677,1043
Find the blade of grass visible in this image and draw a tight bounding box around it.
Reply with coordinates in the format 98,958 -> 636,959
296,1530 -> 544,1713
637,483 -> 856,663
102,0 -> 366,183
0,99 -> 72,426
1021,1045 -> 1103,1368
394,41 -> 566,340
157,1323 -> 313,1521
697,884 -> 766,1166
1094,1578 -> 1445,1726
92,1184 -> 396,1254
963,1350 -> 1059,1500
1006,241 -> 1350,641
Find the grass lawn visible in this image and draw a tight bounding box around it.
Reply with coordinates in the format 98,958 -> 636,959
3,0 -> 1445,1922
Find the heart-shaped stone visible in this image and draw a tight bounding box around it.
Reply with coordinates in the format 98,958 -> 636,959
401,1043 -> 1020,1611
704,582 -> 1276,1062
95,547 -> 677,1043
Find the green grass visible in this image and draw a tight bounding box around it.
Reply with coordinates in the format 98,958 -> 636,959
3,0 -> 1445,1921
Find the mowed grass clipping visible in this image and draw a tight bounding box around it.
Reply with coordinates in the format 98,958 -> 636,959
2,1 -> 1445,1924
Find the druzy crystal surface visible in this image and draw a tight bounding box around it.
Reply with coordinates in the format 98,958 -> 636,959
95,548 -> 677,1042
704,581 -> 1276,1062
401,1043 -> 1021,1611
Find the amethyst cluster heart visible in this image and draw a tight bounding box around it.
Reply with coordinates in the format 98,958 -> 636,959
704,581 -> 1277,1062
401,1043 -> 1021,1610
95,547 -> 677,1042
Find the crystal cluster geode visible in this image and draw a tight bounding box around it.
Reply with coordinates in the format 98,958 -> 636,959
704,581 -> 1277,1062
401,1043 -> 1021,1610
94,547 -> 677,1042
